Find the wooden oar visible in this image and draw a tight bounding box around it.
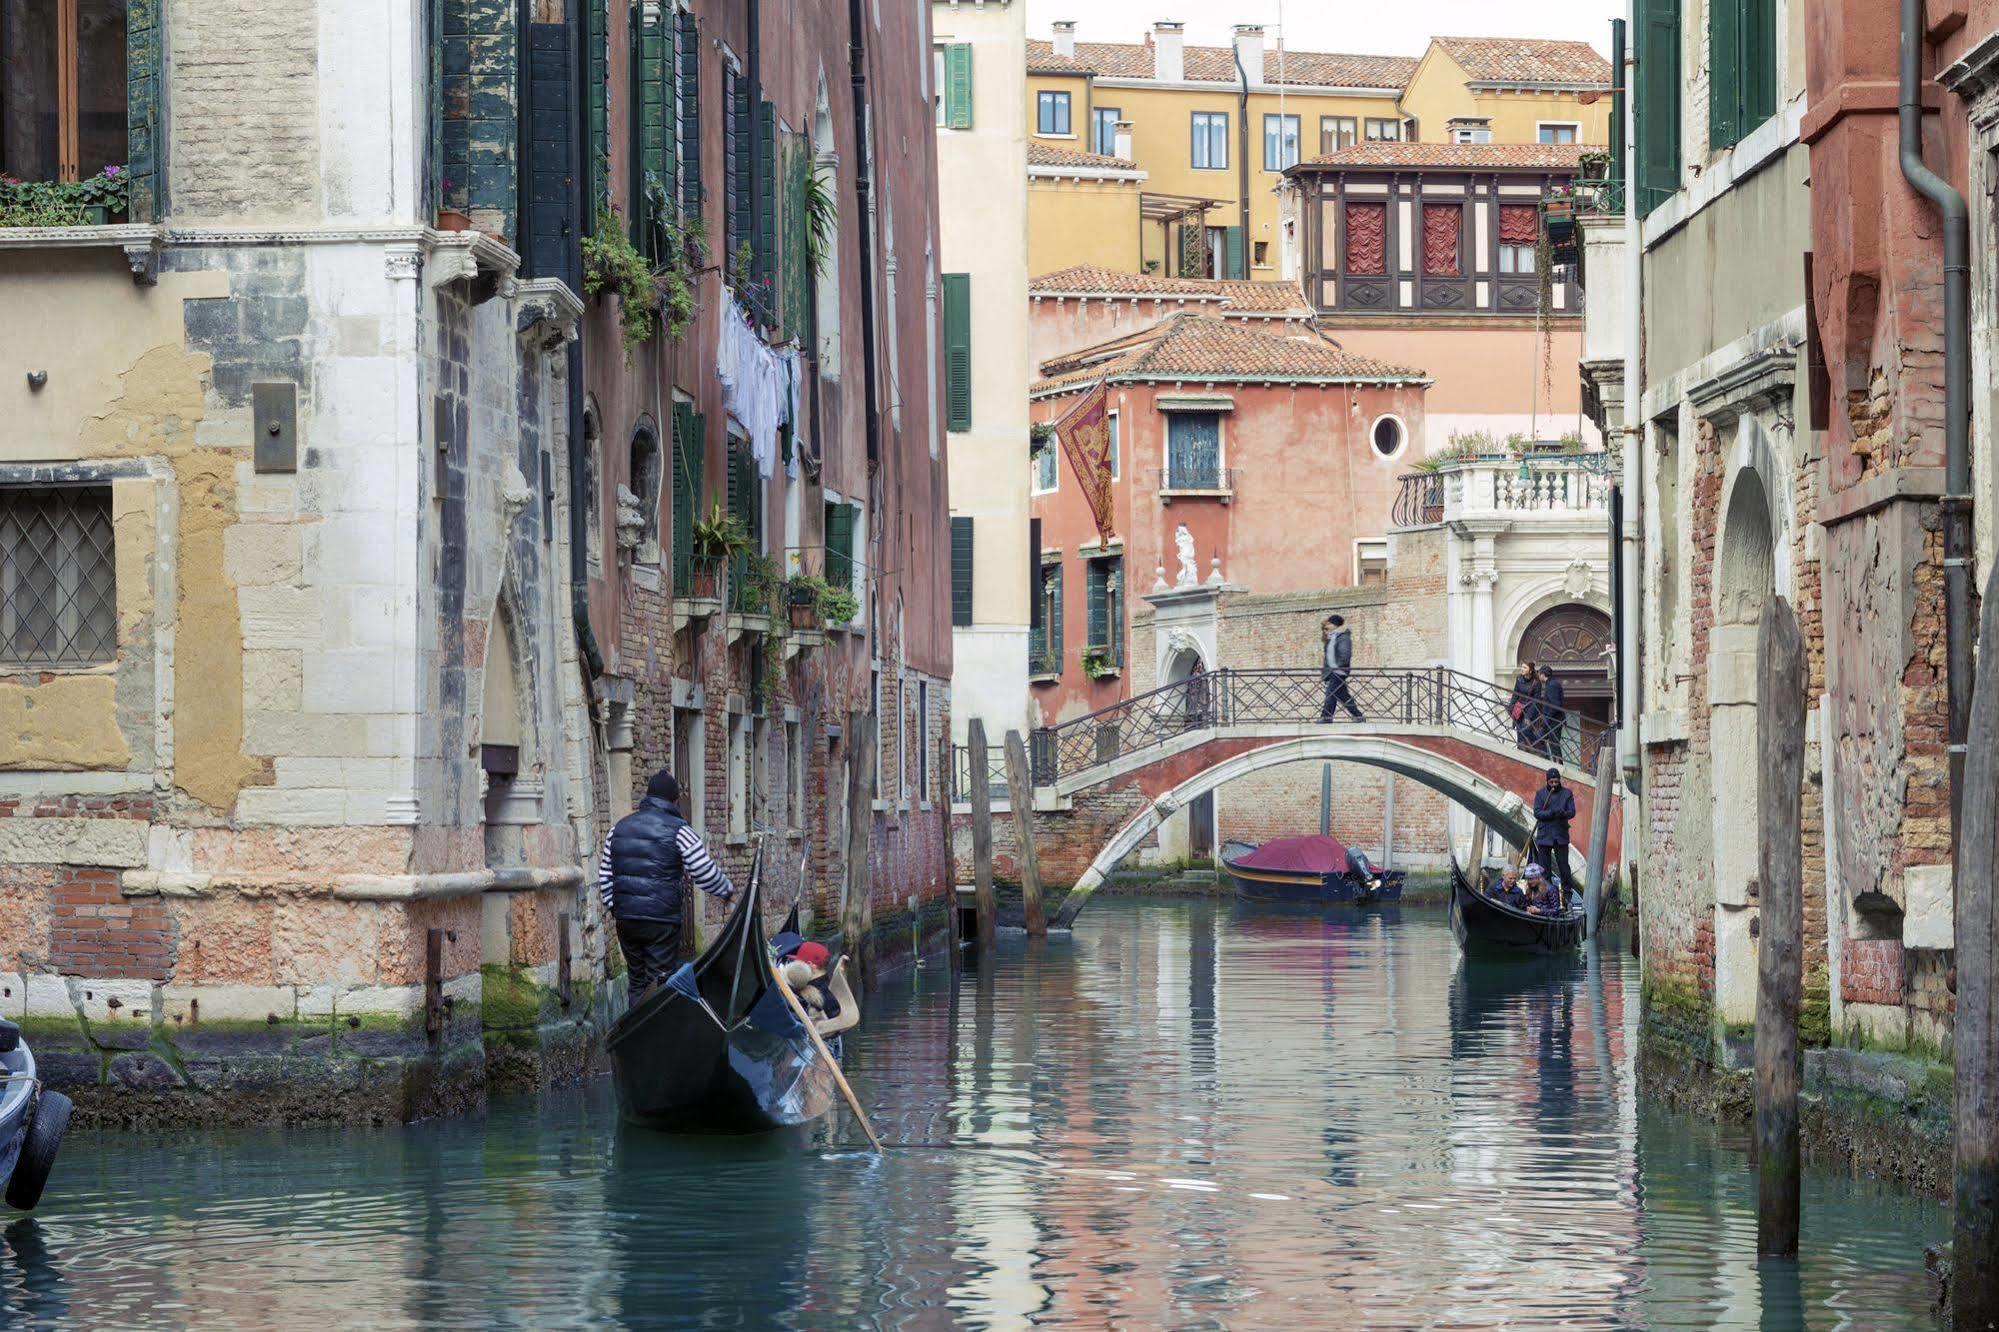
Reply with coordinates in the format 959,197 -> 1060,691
771,962 -> 885,1154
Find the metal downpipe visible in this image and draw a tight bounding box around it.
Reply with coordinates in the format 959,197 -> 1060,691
1618,7 -> 1643,791
1898,0 -> 1973,847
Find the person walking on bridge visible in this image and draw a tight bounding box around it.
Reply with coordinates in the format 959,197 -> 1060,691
597,770 -> 737,996
1317,615 -> 1365,723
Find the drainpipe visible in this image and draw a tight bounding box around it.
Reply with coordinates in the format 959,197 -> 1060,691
1898,0 -> 1973,852
1617,7 -> 1642,789
848,0 -> 882,469
1234,47 -> 1251,278
568,338 -> 604,679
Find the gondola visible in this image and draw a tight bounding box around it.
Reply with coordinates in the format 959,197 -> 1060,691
1220,835 -> 1405,906
1447,856 -> 1586,956
0,1017 -> 70,1210
606,852 -> 838,1134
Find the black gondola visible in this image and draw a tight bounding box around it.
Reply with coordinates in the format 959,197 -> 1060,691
1447,857 -> 1586,956
606,855 -> 838,1134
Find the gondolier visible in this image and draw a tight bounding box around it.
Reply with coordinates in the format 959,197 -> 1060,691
1531,767 -> 1578,895
597,771 -> 736,996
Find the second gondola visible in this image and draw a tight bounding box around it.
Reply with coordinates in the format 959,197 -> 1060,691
1221,835 -> 1404,906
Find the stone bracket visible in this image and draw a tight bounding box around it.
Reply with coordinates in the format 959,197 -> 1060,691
515,277 -> 585,351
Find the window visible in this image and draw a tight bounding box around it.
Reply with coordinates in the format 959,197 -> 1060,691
726,431 -> 763,609
1037,89 -> 1071,136
723,61 -> 747,260
950,515 -> 974,627
1364,118 -> 1400,142
942,272 -> 971,430
1032,438 -> 1057,493
917,680 -> 930,802
582,408 -> 603,569
631,422 -> 663,565
0,0 -> 130,189
1166,412 -> 1222,490
1085,556 -> 1124,669
1345,201 -> 1387,274
0,485 -> 115,667
934,47 -> 946,126
676,9 -> 702,213
942,42 -> 972,129
1422,204 -> 1462,276
1708,0 -> 1776,150
1253,239 -> 1269,267
629,0 -> 675,257
1499,242 -> 1537,274
1538,123 -> 1579,145
1355,539 -> 1389,587
1191,111 -> 1228,169
1452,126 -> 1492,144
1320,116 -> 1357,154
1498,203 -> 1538,275
824,497 -> 858,597
785,718 -> 805,832
1370,415 -> 1407,459
1107,411 -> 1120,479
1635,0 -> 1682,214
670,399 -> 703,589
1092,106 -> 1121,156
727,712 -> 749,838
1030,560 -> 1062,675
1263,113 -> 1300,171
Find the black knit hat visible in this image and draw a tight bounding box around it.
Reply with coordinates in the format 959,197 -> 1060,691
647,770 -> 681,803
1545,767 -> 1561,780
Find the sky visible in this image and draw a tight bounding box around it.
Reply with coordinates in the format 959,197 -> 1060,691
1020,0 -> 1622,59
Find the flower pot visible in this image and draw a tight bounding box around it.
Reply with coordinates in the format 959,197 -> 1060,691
788,603 -> 821,631
83,205 -> 108,226
436,208 -> 472,232
689,568 -> 720,601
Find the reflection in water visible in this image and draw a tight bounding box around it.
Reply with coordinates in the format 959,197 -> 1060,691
0,899 -> 1945,1330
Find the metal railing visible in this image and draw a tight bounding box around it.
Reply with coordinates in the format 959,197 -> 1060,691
1030,666 -> 1609,786
1391,472 -> 1445,528
948,744 -> 1011,803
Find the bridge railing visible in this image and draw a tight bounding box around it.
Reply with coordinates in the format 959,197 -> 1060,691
1030,666 -> 1609,786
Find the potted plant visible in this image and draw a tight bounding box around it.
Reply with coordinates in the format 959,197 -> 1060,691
787,575 -> 828,630
687,499 -> 749,601
817,581 -> 861,628
1082,647 -> 1119,680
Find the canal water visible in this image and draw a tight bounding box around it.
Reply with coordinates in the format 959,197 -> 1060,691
1,898 -> 1947,1329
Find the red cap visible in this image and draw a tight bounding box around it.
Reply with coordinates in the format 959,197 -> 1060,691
791,941 -> 831,969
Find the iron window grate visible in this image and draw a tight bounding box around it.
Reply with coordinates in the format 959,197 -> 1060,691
0,485 -> 117,668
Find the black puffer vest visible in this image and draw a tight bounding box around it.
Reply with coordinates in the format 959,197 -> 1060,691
605,796 -> 688,923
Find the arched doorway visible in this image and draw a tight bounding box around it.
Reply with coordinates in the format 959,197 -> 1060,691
1516,604 -> 1615,730
1164,648 -> 1215,859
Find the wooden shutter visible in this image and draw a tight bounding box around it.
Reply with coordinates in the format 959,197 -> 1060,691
943,272 -> 972,431
677,9 -> 702,213
1635,0 -> 1681,216
1108,556 -> 1124,665
127,0 -> 163,221
950,516 -> 974,627
946,43 -> 974,129
638,2 -> 668,217
784,132 -> 810,337
1743,0 -> 1776,132
825,501 -> 855,589
1050,564 -> 1064,668
525,19 -> 575,284
1707,0 -> 1740,150
1028,517 -> 1042,631
1087,559 -> 1108,648
758,100 -> 779,305
587,0 -> 609,211
1225,226 -> 1244,279
671,402 -> 703,589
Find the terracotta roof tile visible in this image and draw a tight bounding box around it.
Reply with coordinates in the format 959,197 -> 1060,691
1029,265 -> 1311,314
1026,39 -> 1416,90
1296,141 -> 1593,171
1033,314 -> 1427,395
1027,142 -> 1141,172
1433,36 -> 1612,86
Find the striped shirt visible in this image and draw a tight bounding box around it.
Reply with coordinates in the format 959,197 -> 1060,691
597,823 -> 736,914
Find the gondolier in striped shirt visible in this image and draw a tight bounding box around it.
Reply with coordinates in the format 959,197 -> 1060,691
597,771 -> 736,996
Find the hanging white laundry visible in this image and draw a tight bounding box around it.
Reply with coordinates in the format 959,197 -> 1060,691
716,300 -> 785,479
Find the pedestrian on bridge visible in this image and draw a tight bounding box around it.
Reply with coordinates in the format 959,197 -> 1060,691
1318,615 -> 1365,723
1534,666 -> 1569,763
1509,661 -> 1541,752
1532,767 -> 1578,897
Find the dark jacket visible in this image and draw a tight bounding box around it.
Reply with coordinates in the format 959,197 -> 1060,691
1323,629 -> 1353,678
1533,784 -> 1577,847
1536,676 -> 1567,728
604,795 -> 689,923
1508,674 -> 1539,724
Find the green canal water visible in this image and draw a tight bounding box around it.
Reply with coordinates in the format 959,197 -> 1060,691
0,898 -> 1948,1329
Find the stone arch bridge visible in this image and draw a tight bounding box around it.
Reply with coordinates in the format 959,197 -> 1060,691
1010,668 -> 1622,925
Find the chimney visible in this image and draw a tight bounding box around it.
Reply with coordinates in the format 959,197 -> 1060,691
1113,119 -> 1134,160
1152,21 -> 1184,83
1051,20 -> 1075,60
1232,24 -> 1264,84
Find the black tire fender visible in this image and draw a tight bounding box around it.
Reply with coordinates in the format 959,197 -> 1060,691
5,1089 -> 71,1212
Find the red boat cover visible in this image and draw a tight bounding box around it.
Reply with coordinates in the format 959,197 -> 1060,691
1232,834 -> 1349,874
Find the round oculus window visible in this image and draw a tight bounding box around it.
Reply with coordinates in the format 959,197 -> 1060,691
1371,415 -> 1406,459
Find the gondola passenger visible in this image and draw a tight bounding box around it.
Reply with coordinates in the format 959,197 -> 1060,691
781,942 -> 860,1061
1489,864 -> 1527,908
1522,864 -> 1564,915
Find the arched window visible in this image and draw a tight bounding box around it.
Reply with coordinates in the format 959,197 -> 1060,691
630,422 -> 663,566
582,405 -> 603,570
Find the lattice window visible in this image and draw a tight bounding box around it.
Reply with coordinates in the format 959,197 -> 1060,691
1166,413 -> 1222,489
0,485 -> 116,667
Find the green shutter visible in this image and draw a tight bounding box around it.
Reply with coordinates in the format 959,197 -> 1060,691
825,501 -> 857,591
587,0 -> 609,212
728,440 -> 760,606
1050,564 -> 1064,669
950,516 -> 974,627
1087,560 -> 1107,648
757,100 -> 779,305
1109,557 -> 1123,665
784,132 -> 810,337
127,0 -> 162,221
1635,0 -> 1681,216
672,403 -> 703,589
638,2 -> 669,256
946,43 -> 974,129
427,0 -> 444,212
1708,0 -> 1740,150
943,272 -> 972,432
1225,226 -> 1244,279
1743,0 -> 1776,133
677,9 -> 702,214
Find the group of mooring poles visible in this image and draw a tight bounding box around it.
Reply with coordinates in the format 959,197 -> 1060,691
963,718 -> 1047,951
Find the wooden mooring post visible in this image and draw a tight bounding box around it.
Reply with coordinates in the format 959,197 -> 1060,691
1003,730 -> 1047,936
1953,564 -> 1999,1329
843,712 -> 879,984
967,719 -> 998,952
1583,742 -> 1618,937
1755,596 -> 1805,1258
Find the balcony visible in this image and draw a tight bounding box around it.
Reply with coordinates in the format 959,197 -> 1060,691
1390,452 -> 1613,530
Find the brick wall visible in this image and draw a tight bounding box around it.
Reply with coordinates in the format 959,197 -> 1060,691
168,0 -> 322,223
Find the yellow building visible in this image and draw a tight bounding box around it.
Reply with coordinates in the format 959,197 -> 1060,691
1025,23 -> 1612,281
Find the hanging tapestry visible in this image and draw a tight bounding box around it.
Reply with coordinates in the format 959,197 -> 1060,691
1498,205 -> 1539,246
1344,202 -> 1386,274
1422,204 -> 1461,276
1054,379 -> 1117,543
